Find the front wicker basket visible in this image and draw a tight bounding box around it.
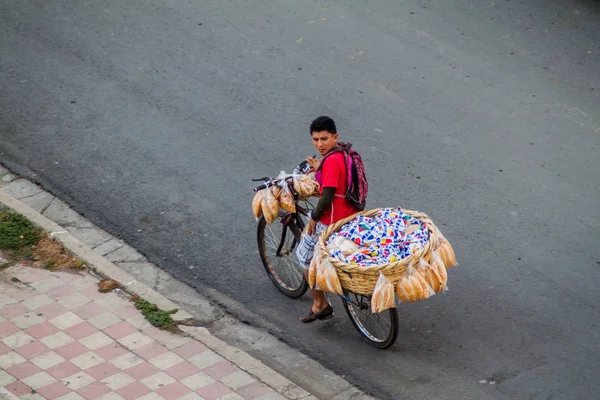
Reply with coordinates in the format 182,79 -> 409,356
316,208 -> 441,295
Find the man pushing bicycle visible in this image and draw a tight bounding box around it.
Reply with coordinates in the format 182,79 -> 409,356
296,116 -> 367,323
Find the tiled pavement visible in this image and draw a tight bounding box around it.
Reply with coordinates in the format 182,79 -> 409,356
0,265 -> 282,400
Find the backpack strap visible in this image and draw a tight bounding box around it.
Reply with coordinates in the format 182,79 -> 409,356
316,146 -> 344,172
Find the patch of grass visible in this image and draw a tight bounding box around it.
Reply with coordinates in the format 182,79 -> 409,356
0,212 -> 42,251
134,298 -> 178,330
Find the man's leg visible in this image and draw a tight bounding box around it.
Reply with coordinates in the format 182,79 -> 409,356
303,269 -> 329,312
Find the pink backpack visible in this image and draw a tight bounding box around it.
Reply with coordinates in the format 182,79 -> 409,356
317,142 -> 368,211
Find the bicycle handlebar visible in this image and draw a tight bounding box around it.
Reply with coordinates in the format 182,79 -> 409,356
253,176 -> 294,192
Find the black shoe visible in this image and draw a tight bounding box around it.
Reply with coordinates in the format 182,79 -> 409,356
300,305 -> 334,323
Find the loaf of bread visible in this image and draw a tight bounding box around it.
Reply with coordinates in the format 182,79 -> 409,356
371,273 -> 396,313
308,254 -> 318,289
413,268 -> 433,299
396,274 -> 425,302
261,187 -> 279,224
417,257 -> 444,294
315,256 -> 343,295
279,185 -> 296,213
326,262 -> 344,295
252,190 -> 265,219
429,250 -> 448,292
293,174 -> 320,198
437,237 -> 457,268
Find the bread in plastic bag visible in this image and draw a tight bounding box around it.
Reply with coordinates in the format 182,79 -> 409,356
293,174 -> 320,199
371,272 -> 396,313
412,265 -> 434,299
436,234 -> 457,268
278,181 -> 296,213
417,257 -> 444,294
261,186 -> 279,224
396,263 -> 425,302
315,255 -> 343,295
429,250 -> 448,292
327,236 -> 360,256
308,252 -> 319,289
252,190 -> 265,219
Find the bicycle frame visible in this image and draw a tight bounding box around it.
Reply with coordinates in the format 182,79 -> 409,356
276,205 -> 364,306
275,205 -> 308,257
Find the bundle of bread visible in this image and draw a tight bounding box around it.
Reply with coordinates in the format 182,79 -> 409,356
252,173 -> 320,222
396,252 -> 447,302
251,185 -> 281,224
371,272 -> 396,313
292,173 -> 321,199
309,249 -> 343,295
278,181 -> 296,213
436,233 -> 457,268
327,236 -> 361,256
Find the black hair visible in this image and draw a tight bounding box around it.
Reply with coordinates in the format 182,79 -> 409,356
310,116 -> 337,135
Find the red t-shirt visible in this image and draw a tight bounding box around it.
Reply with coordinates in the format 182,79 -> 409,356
319,152 -> 359,225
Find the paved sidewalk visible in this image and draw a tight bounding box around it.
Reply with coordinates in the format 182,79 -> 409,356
0,261 -> 284,400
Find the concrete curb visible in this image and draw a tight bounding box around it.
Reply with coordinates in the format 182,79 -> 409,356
0,189 -> 315,400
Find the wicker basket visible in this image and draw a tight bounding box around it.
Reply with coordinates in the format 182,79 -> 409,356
316,208 -> 441,295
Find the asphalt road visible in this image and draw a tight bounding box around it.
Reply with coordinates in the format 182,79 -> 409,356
1,0 -> 599,398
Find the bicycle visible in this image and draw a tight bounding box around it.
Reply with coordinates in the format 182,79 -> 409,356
253,166 -> 399,349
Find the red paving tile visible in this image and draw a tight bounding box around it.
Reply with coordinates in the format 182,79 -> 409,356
116,381 -> 152,400
64,321 -> 99,340
54,341 -> 90,359
237,381 -> 273,399
5,288 -> 37,302
85,361 -> 120,380
164,361 -> 201,380
94,343 -> 129,360
46,284 -> 78,300
111,303 -> 140,320
203,361 -> 239,380
156,382 -> 193,400
45,361 -> 81,380
72,301 -> 106,319
36,381 -> 72,399
4,380 -> 32,397
133,341 -> 169,360
36,302 -> 69,320
15,341 -> 51,359
196,382 -> 233,400
6,361 -> 42,380
18,269 -> 51,282
172,340 -> 208,359
124,361 -> 160,380
54,271 -> 83,283
103,321 -> 138,340
0,342 -> 11,356
0,320 -> 21,338
0,303 -> 29,319
80,284 -> 107,300
76,381 -> 112,400
25,321 -> 60,339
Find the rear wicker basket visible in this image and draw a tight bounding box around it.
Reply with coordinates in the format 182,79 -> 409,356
316,208 -> 441,295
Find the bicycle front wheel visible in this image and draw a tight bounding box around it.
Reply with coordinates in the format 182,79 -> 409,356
257,216 -> 308,298
341,290 -> 399,349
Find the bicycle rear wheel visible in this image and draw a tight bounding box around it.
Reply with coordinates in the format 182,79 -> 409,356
257,216 -> 308,298
341,290 -> 399,349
